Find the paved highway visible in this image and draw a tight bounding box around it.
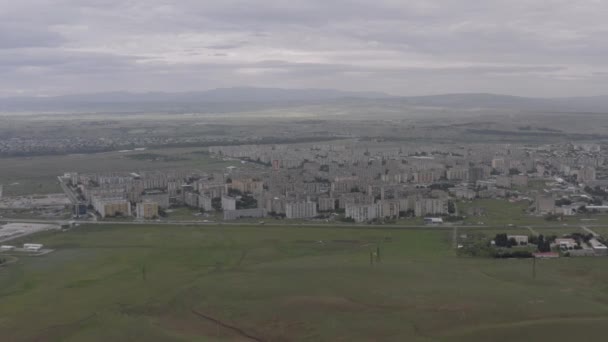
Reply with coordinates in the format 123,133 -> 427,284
57,176 -> 80,204
5,217 -> 608,230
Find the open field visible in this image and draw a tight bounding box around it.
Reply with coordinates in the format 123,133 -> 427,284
458,199 -> 608,229
458,199 -> 574,226
1,224 -> 608,341
0,147 -> 239,196
584,226 -> 608,237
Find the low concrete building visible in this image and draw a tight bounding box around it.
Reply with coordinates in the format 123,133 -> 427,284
589,238 -> 608,255
507,235 -> 529,245
554,238 -> 577,249
23,243 -> 43,252
223,208 -> 266,220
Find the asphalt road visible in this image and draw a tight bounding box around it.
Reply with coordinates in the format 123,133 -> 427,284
4,217 -> 608,230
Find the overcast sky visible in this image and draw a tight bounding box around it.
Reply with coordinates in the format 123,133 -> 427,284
1,0 -> 607,97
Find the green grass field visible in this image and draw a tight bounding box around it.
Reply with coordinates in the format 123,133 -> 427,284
0,147 -> 238,197
1,224 -> 608,341
457,199 -> 593,227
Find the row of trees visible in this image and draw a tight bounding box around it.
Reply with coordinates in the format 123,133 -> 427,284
494,233 -> 553,252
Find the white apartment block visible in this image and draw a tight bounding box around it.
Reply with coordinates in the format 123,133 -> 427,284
285,201 -> 317,219
92,196 -> 131,218
414,198 -> 448,217
221,195 -> 237,211
446,167 -> 469,181
318,197 -> 336,212
345,203 -> 379,223
198,194 -> 213,211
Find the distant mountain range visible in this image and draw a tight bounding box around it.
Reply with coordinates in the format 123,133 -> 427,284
1,87 -> 608,113
0,87 -> 391,104
388,93 -> 608,113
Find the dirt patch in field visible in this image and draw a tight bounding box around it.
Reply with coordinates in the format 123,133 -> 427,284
282,295 -> 368,311
434,303 -> 474,313
25,313 -> 97,342
159,314 -> 251,341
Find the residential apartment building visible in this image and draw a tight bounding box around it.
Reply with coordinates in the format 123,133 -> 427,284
345,203 -> 379,222
136,201 -> 159,219
285,201 -> 317,219
221,195 -> 237,211
92,197 -> 131,218
414,198 -> 448,217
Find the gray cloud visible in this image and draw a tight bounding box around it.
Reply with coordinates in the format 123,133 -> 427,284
0,24 -> 66,49
0,0 -> 607,97
205,42 -> 249,50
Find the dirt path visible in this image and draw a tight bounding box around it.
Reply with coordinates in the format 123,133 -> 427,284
525,226 -> 538,235
581,226 -> 601,237
191,310 -> 265,342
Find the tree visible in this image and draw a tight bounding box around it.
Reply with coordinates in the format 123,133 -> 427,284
228,188 -> 243,196
236,193 -> 257,209
544,213 -> 560,221
430,183 -> 452,191
495,233 -> 509,247
448,201 -> 456,214
509,168 -> 520,175
529,235 -> 539,245
537,234 -> 551,252
211,197 -> 222,211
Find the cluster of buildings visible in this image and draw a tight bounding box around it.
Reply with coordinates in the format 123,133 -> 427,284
60,140 -> 608,223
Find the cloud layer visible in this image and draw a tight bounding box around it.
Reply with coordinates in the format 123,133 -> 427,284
1,0 -> 607,97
